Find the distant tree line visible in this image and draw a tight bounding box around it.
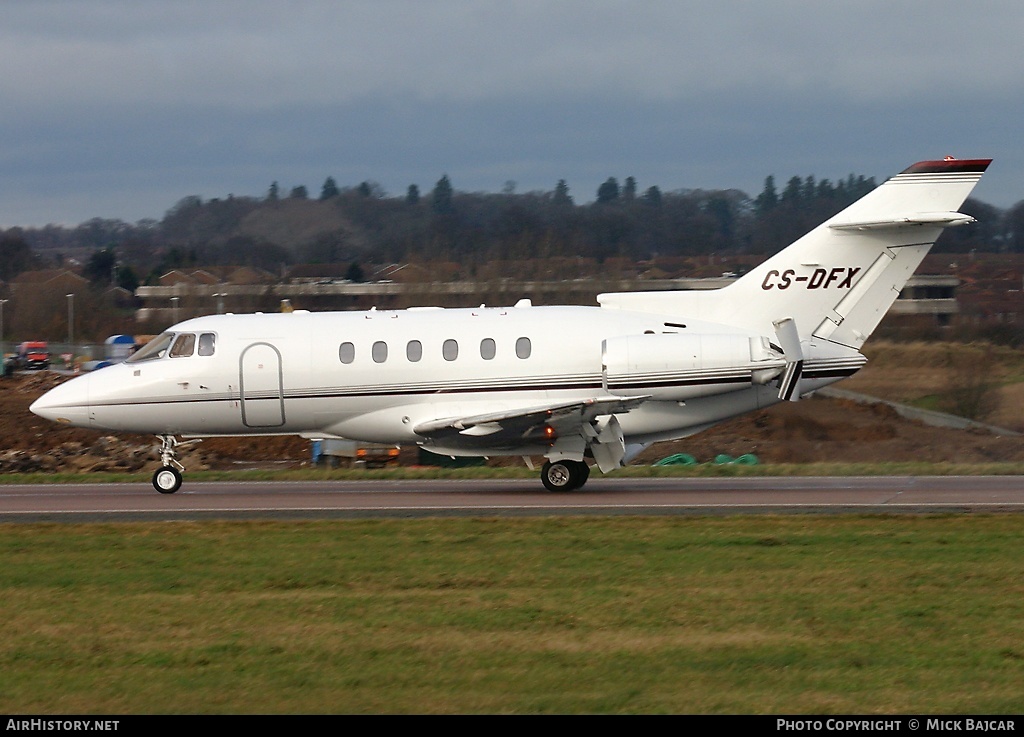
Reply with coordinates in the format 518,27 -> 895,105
6,170 -> 1024,290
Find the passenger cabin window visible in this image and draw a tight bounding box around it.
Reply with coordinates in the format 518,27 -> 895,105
480,338 -> 496,360
443,339 -> 459,361
407,340 -> 422,362
126,332 -> 173,363
372,341 -> 388,363
169,333 -> 196,358
516,337 -> 532,359
339,342 -> 355,364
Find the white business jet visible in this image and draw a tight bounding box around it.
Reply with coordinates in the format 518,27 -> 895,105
31,158 -> 990,493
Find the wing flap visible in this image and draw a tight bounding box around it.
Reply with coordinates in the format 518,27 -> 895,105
413,395 -> 649,448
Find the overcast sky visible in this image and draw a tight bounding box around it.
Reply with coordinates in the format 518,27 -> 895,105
2,0 -> 1022,227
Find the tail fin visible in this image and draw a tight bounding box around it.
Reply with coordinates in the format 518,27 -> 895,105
728,157 -> 990,348
600,158 -> 991,349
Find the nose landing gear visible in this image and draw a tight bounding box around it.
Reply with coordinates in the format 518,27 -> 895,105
152,435 -> 201,494
153,465 -> 182,494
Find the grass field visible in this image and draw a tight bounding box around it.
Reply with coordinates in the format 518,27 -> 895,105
844,340 -> 1024,431
2,514 -> 1023,714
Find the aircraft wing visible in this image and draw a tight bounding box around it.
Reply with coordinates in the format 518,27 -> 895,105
412,395 -> 649,449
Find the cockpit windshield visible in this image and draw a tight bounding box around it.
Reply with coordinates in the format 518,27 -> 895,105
169,333 -> 196,358
126,332 -> 174,363
126,332 -> 216,363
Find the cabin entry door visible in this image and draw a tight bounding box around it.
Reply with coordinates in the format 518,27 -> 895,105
239,342 -> 285,427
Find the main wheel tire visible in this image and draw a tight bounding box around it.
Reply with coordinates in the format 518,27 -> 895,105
541,460 -> 589,492
153,466 -> 183,494
541,460 -> 574,491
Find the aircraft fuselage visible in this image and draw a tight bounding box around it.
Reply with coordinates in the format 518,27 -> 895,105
31,304 -> 862,453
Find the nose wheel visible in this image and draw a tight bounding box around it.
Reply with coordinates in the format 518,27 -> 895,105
153,466 -> 183,494
152,435 -> 200,494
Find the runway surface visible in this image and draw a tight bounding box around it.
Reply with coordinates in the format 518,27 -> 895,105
1,475 -> 1022,522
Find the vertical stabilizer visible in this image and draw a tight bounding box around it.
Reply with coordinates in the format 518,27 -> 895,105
599,158 -> 991,350
707,158 -> 991,348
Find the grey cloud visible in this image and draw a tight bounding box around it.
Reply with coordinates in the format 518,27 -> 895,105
0,1 -> 1021,225
3,1 -> 1023,109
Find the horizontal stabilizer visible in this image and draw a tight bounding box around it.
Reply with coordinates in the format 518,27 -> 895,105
829,211 -> 976,231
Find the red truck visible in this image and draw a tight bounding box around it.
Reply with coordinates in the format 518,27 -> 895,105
15,341 -> 50,370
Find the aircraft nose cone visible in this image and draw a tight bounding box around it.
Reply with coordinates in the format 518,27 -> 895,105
30,374 -> 92,427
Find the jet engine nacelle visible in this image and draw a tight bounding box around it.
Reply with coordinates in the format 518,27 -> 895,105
602,333 -> 784,401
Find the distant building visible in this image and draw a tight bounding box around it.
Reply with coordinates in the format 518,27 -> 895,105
133,264 -> 966,328
10,269 -> 89,294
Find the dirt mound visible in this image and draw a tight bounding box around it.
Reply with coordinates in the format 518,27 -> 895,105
1,372 -> 309,473
12,371 -> 67,395
2,371 -> 1022,473
633,396 -> 1024,466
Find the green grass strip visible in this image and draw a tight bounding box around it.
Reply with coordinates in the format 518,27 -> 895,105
2,515 -> 1023,713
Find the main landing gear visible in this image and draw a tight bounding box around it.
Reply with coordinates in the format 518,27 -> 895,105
152,435 -> 200,494
541,459 -> 591,492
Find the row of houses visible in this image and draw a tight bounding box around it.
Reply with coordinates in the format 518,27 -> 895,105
4,268 -> 134,306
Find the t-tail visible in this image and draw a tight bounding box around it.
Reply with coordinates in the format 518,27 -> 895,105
601,156 -> 991,354
721,157 -> 990,349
